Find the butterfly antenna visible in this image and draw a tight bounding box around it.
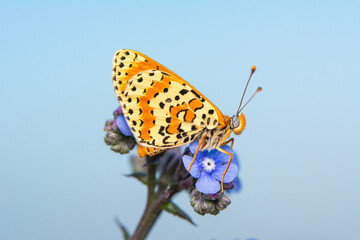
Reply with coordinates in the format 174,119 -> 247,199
236,65 -> 256,116
238,87 -> 262,113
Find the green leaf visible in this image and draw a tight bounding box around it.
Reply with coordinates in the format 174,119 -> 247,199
162,201 -> 196,226
114,217 -> 130,240
126,172 -> 148,185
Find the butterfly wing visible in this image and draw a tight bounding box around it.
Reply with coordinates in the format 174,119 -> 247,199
112,49 -> 226,149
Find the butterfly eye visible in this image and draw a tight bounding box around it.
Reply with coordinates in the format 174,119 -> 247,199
233,113 -> 246,135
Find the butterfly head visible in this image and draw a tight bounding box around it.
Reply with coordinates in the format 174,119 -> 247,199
230,113 -> 246,135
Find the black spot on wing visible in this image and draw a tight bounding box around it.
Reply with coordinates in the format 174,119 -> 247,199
176,110 -> 187,119
191,90 -> 201,99
163,136 -> 170,144
190,133 -> 198,141
158,126 -> 165,136
179,89 -> 189,95
177,123 -> 184,132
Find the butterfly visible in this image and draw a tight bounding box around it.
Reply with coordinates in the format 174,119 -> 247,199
112,49 -> 260,192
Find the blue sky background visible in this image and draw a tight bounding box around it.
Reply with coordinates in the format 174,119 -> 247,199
1,1 -> 359,240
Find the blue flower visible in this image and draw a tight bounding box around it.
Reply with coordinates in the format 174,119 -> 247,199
226,154 -> 242,193
182,141 -> 239,194
116,115 -> 132,136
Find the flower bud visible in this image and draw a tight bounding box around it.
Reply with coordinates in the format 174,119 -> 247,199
113,106 -> 123,118
203,192 -> 222,201
189,188 -> 231,215
192,198 -> 217,216
104,120 -> 114,132
104,131 -> 124,145
110,137 -> 136,154
223,181 -> 234,191
216,194 -> 231,211
104,107 -> 136,154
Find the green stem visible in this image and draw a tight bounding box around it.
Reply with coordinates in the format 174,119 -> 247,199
130,194 -> 168,240
130,157 -> 165,240
130,155 -> 182,240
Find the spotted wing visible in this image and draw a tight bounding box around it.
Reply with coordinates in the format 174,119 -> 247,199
112,49 -> 226,149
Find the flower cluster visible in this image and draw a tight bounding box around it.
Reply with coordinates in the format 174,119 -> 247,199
104,106 -> 242,217
104,107 -> 136,154
190,188 -> 231,215
182,141 -> 239,194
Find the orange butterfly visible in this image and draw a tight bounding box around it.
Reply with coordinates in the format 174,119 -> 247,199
112,49 -> 260,192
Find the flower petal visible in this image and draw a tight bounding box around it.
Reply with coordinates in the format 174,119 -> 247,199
211,149 -> 231,164
189,141 -> 199,154
196,172 -> 220,194
116,115 -> 132,136
182,155 -> 201,178
212,161 -> 238,183
232,177 -> 242,192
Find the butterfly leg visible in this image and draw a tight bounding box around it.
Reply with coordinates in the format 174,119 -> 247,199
187,134 -> 207,172
221,138 -> 234,148
216,147 -> 233,193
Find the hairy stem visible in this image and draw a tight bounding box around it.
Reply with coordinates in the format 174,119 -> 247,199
131,157 -> 164,240
130,154 -> 183,240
